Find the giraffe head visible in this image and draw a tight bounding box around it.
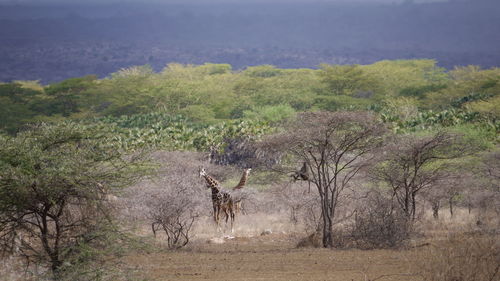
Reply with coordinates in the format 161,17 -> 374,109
199,167 -> 219,189
245,168 -> 251,175
198,167 -> 207,178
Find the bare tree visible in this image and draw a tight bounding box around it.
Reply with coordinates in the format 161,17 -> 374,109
483,149 -> 500,184
261,111 -> 386,247
371,131 -> 472,221
272,182 -> 319,227
149,185 -> 198,249
473,149 -> 500,225
421,173 -> 471,219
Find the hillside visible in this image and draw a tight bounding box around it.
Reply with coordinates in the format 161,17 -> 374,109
1,1 -> 499,83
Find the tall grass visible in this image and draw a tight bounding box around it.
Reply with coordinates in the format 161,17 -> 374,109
416,234 -> 499,281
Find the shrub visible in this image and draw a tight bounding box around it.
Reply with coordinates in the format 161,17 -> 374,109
417,234 -> 499,281
349,191 -> 411,249
148,186 -> 199,249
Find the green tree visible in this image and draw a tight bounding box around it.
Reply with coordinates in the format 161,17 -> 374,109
242,104 -> 296,123
242,65 -> 283,78
91,66 -> 156,116
0,83 -> 44,133
424,66 -> 500,110
0,122 -> 151,279
43,75 -> 97,117
318,64 -> 378,96
363,59 -> 448,99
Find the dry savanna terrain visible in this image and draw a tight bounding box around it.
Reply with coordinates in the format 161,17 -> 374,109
121,209 -> 497,281
1,151 -> 498,281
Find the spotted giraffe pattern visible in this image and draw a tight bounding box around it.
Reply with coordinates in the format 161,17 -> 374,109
232,168 -> 251,190
199,167 -> 251,233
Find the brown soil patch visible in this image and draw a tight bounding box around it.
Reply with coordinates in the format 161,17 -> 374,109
124,233 -> 420,281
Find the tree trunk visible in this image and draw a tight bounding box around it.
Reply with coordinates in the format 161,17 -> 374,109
322,210 -> 333,248
411,192 -> 417,221
290,206 -> 298,224
449,197 -> 454,218
432,201 -> 440,219
320,191 -> 334,248
51,259 -> 63,279
404,189 -> 410,218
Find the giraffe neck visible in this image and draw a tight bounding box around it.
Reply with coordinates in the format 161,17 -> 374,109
211,186 -> 221,198
203,174 -> 220,189
233,169 -> 250,190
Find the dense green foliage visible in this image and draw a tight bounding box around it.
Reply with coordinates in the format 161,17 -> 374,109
0,122 -> 151,278
1,60 -> 498,146
85,112 -> 272,151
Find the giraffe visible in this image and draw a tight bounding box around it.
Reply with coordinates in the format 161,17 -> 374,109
232,168 -> 251,215
198,167 -> 251,233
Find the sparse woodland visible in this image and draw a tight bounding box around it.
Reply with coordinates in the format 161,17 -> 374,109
0,61 -> 499,281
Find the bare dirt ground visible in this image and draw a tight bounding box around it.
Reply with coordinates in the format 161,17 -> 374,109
126,233 -> 421,281
123,208 -> 500,281
124,212 -> 423,281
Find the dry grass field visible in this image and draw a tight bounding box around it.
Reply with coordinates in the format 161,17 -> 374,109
125,233 -> 421,281
119,209 -> 499,281
1,207 -> 498,281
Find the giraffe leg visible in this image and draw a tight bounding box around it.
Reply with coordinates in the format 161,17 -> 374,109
213,205 -> 217,224
214,205 -> 222,233
230,209 -> 235,234
216,208 -> 222,233
222,208 -> 230,234
224,208 -> 229,224
213,205 -> 217,226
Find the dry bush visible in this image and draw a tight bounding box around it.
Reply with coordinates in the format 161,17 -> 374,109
273,181 -> 323,248
209,137 -> 259,167
470,189 -> 500,233
272,182 -> 319,227
417,234 -> 499,281
119,151 -> 216,222
296,232 -> 322,248
118,152 -> 210,243
347,190 -> 412,249
119,151 -> 261,240
149,186 -> 199,249
0,256 -> 39,281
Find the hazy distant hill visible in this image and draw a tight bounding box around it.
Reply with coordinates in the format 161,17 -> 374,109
1,1 -> 499,83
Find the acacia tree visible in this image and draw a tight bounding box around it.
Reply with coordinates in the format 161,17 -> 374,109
0,122 -> 150,279
421,173 -> 471,219
475,149 -> 500,218
371,131 -> 471,221
262,111 -> 386,247
318,64 -> 378,96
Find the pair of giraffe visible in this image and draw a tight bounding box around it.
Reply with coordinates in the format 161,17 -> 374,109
199,167 -> 251,233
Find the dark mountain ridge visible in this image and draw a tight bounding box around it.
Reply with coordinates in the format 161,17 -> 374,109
1,1 -> 499,83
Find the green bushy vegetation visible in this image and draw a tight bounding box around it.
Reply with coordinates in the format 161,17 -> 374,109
84,112 -> 272,151
1,60 -> 498,143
